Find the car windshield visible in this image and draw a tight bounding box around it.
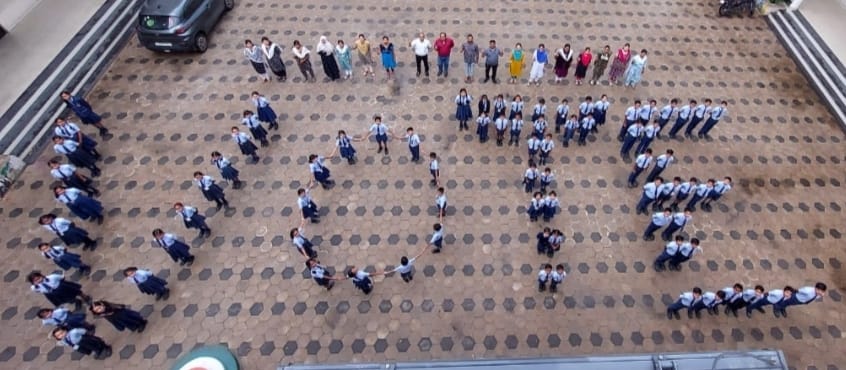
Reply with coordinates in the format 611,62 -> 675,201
139,15 -> 173,30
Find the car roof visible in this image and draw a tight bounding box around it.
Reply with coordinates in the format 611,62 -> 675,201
140,0 -> 189,16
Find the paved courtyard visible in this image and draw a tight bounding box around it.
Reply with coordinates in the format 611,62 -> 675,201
1,0 -> 844,369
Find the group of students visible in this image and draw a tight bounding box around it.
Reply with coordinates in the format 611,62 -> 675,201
666,282 -> 828,320
454,91 -> 613,150
618,97 -> 730,162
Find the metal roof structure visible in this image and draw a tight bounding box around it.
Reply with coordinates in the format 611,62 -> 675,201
280,350 -> 789,370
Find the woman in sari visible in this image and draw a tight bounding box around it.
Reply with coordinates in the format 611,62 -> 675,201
607,43 -> 631,84
508,43 -> 525,84
260,37 -> 287,82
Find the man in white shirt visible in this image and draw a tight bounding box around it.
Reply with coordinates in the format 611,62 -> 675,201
409,32 -> 432,77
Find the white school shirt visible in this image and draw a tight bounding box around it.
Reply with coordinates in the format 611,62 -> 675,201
713,181 -> 731,195
639,105 -> 655,121
54,122 -> 83,139
794,286 -> 819,304
430,226 -> 444,243
626,124 -> 642,138
524,168 -> 538,180
654,154 -> 673,169
232,132 -> 252,144
551,270 -> 566,283
53,140 -> 80,154
710,106 -> 726,121
642,182 -> 660,199
664,241 -> 680,255
369,123 -> 389,136
701,292 -> 721,307
527,137 -> 541,150
625,106 -> 639,121
578,101 -> 594,115
537,270 -> 550,282
393,258 -> 416,274
563,119 -> 577,130
50,164 -> 78,181
540,139 -> 554,153
544,196 -> 560,209
510,119 -> 524,131
765,289 -> 786,304
435,194 -> 447,208
635,154 -> 652,169
477,116 -> 491,126
510,100 -> 524,113
406,133 -> 420,147
429,159 -> 439,171
678,105 -> 693,120
659,105 -> 676,120
642,125 -> 657,138
677,292 -> 698,307
651,212 -> 672,227
495,118 -> 509,130
556,104 -> 570,119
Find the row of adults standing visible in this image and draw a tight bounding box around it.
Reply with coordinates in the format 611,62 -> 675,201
242,33 -> 648,86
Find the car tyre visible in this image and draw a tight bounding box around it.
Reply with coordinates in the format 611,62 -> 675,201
224,0 -> 235,11
194,32 -> 209,53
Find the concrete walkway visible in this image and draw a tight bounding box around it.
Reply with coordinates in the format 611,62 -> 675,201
0,0 -> 106,117
798,0 -> 846,65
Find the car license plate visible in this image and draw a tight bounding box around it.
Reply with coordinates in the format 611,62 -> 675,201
154,42 -> 173,47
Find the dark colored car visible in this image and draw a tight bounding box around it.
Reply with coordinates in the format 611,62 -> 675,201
136,0 -> 234,52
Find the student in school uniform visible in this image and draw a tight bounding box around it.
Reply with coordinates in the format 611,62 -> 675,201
38,306 -> 94,330
231,127 -> 260,163
388,245 -> 428,283
669,177 -> 697,212
53,186 -> 104,224
746,286 -> 792,318
691,290 -> 725,318
38,243 -> 91,275
478,94 -> 491,118
537,263 -> 553,292
667,100 -> 695,138
772,282 -> 827,318
332,130 -> 358,165
618,100 -> 641,141
27,271 -> 92,309
661,209 -> 692,242
494,113 -> 509,146
593,94 -> 610,128
527,191 -> 545,222
532,115 -> 548,140
685,178 -> 714,212
173,202 -> 212,238
309,154 -> 336,189
297,186 -> 321,224
577,96 -> 594,123
536,228 -> 552,256
435,187 -> 447,222
562,114 -> 578,147
89,300 -> 147,332
51,326 -> 112,359
538,134 -> 554,165
698,100 -> 728,139
531,98 -> 546,123
508,113 -> 524,147
639,99 -> 657,125
152,228 -> 196,266
242,110 -> 270,148
396,127 -> 422,161
54,117 -> 100,158
543,191 -> 559,222
428,152 -> 441,186
634,122 -> 656,155
429,223 -> 445,253
627,149 -> 653,188
635,177 -> 663,215
291,219 -> 318,259
620,121 -> 643,160
554,98 -> 570,134
509,95 -> 524,120
548,229 -> 564,255
577,114 -> 595,146
251,91 -> 280,130
493,94 -> 507,120
721,283 -> 748,317
347,266 -> 386,295
39,214 -> 97,250
700,176 -> 732,212
306,258 -> 343,290
455,89 -> 473,131
523,162 -> 539,193
48,159 -> 99,197
668,237 -> 700,271
684,99 -> 712,138
666,287 -> 702,320
526,134 -> 541,161
124,267 -> 170,300
476,112 -> 491,143
645,149 -> 674,183
643,208 -> 672,241
193,171 -> 230,210
211,151 -> 244,189
652,177 -> 679,211
539,167 -> 554,193
364,115 -> 393,154
60,91 -> 109,136
550,264 -> 566,293
655,99 -> 678,138
653,235 -> 684,271
52,136 -> 101,177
